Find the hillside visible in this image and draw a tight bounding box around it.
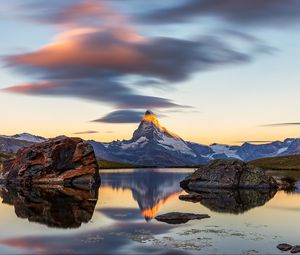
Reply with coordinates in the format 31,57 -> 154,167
98,159 -> 142,169
251,154 -> 300,171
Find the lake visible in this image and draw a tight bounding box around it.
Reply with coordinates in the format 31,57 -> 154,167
0,168 -> 299,254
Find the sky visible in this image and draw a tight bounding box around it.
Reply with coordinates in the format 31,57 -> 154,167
0,0 -> 299,145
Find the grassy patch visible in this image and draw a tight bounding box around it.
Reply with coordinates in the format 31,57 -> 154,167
98,159 -> 142,169
250,155 -> 300,171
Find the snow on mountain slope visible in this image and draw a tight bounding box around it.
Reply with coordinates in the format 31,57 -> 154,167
0,133 -> 47,143
210,144 -> 241,160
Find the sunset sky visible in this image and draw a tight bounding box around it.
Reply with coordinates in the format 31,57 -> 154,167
0,0 -> 299,145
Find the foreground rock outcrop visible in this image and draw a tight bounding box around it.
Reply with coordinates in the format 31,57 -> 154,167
0,137 -> 100,188
155,212 -> 210,224
180,159 -> 277,191
0,185 -> 98,228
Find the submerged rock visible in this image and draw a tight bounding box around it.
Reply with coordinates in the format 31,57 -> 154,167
291,246 -> 300,254
179,188 -> 276,214
0,137 -> 100,188
277,243 -> 293,251
0,185 -> 98,228
180,159 -> 277,191
155,212 -> 210,224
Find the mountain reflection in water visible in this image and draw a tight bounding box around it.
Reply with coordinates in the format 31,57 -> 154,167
99,169 -> 189,220
0,185 -> 98,228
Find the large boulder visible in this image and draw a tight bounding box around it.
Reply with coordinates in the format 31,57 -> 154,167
0,137 -> 100,187
180,159 -> 277,191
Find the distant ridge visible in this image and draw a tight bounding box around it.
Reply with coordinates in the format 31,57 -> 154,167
1,111 -> 300,166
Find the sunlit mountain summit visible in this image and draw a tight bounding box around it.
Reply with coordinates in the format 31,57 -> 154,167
91,110 -> 206,166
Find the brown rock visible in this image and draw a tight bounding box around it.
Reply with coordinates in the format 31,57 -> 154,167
180,159 -> 277,191
155,212 -> 210,224
0,137 -> 100,188
277,243 -> 293,251
291,246 -> 300,254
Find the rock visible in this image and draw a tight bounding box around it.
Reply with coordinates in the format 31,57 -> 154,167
276,243 -> 293,251
0,137 -> 100,187
180,159 -> 277,191
0,185 -> 98,228
273,176 -> 297,191
155,212 -> 210,224
291,246 -> 300,253
179,188 -> 276,214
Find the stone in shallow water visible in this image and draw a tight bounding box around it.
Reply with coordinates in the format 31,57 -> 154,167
180,159 -> 278,191
277,243 -> 293,251
155,212 -> 210,224
291,246 -> 300,254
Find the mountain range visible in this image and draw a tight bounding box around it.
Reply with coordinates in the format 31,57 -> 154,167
1,110 -> 300,166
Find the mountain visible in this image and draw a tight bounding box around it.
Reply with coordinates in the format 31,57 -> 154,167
0,133 -> 47,153
89,110 -> 208,166
1,111 -> 300,166
89,110 -> 300,166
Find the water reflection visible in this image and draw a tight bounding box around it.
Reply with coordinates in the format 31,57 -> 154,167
0,185 -> 98,228
100,169 -> 190,220
180,188 -> 277,214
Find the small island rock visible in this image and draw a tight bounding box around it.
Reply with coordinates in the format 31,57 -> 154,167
180,159 -> 277,191
277,243 -> 293,251
155,212 -> 210,224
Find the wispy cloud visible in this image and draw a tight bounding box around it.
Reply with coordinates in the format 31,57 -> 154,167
141,0 -> 300,27
72,130 -> 99,135
92,110 -> 145,124
236,140 -> 273,144
2,0 -> 270,114
262,123 -> 300,127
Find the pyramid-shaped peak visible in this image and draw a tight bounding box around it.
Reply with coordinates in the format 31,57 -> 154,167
145,110 -> 155,116
142,110 -> 159,126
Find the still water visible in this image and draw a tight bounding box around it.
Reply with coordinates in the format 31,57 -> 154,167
0,168 -> 299,254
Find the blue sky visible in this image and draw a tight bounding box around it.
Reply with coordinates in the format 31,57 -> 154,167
0,0 -> 299,144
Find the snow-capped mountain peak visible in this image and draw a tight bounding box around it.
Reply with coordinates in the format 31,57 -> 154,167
132,110 -> 181,141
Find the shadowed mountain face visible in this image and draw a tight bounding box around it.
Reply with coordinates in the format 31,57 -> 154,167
0,186 -> 99,228
100,170 -> 190,220
180,188 -> 277,214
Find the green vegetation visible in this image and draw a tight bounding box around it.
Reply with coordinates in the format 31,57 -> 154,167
98,159 -> 142,169
250,155 -> 300,171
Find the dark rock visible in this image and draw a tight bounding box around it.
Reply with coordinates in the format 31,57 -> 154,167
180,159 -> 277,191
0,137 -> 100,187
291,246 -> 300,254
155,212 -> 210,224
0,185 -> 98,228
276,243 -> 293,251
179,188 -> 276,214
